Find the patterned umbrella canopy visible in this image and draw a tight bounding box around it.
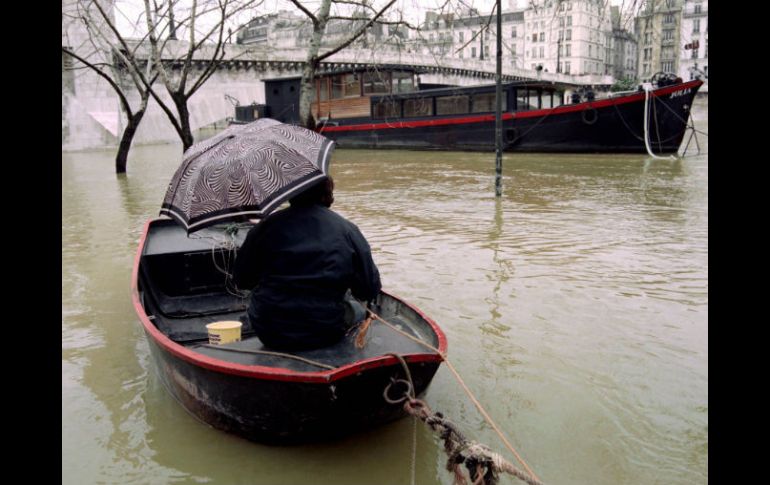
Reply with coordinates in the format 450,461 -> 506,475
160,118 -> 335,233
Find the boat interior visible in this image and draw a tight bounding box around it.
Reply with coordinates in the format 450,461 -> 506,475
137,219 -> 441,372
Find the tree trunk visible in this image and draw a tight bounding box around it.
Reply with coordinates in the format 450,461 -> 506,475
299,61 -> 319,129
115,110 -> 145,174
298,0 -> 332,128
173,94 -> 195,151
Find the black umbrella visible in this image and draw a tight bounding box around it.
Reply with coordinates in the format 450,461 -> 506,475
160,118 -> 335,233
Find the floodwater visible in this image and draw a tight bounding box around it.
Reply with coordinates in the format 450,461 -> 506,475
62,100 -> 707,484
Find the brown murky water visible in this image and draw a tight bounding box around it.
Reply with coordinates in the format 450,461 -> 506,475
62,102 -> 707,484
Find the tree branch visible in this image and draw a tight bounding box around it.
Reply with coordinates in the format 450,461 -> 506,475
287,0 -> 318,25
316,0 -> 397,62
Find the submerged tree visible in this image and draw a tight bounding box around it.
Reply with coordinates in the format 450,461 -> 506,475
143,0 -> 261,151
62,0 -> 158,174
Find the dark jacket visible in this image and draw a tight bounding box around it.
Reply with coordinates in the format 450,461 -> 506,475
232,203 -> 381,350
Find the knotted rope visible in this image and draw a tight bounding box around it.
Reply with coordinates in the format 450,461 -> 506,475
403,397 -> 543,485
368,309 -> 543,484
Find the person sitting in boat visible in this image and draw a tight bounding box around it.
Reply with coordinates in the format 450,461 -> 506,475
232,176 -> 381,351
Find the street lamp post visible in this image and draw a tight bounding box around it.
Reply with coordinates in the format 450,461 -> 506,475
557,37 -> 561,73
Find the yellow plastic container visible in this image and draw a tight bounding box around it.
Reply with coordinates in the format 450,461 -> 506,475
205,321 -> 242,345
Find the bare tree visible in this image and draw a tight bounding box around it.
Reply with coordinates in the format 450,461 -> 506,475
143,0 -> 260,151
286,0 -> 400,128
62,0 -> 158,174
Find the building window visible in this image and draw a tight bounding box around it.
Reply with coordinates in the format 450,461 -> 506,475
566,29 -> 572,40
539,46 -> 544,58
472,47 -> 477,58
693,19 -> 700,33
567,2 -> 572,10
694,4 -> 702,14
532,33 -> 538,42
511,27 -> 517,38
705,39 -> 708,57
663,29 -> 674,41
567,16 -> 572,26
565,44 -> 571,56
540,32 -> 545,42
484,45 -> 490,58
459,31 -> 464,42
691,48 -> 698,59
565,61 -> 571,74
589,44 -> 592,57
559,17 -> 565,27
558,30 -> 564,40
664,14 -> 674,24
661,61 -> 674,72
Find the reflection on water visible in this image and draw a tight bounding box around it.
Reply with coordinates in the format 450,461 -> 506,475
63,110 -> 707,484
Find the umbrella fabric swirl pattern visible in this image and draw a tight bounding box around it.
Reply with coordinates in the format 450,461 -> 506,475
160,118 -> 335,233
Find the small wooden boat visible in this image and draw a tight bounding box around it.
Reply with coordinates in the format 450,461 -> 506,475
132,218 -> 447,444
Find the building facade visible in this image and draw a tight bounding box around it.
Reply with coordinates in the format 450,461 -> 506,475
678,0 -> 708,85
236,9 -> 393,52
414,0 -> 621,78
610,6 -> 639,81
635,0 -> 683,80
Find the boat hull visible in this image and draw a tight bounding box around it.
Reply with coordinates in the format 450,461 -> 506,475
146,334 -> 440,444
319,81 -> 702,154
133,219 -> 447,444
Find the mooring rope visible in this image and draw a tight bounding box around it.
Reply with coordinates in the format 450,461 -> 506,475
642,85 -> 676,161
197,344 -> 336,370
367,310 -> 542,484
403,397 -> 545,485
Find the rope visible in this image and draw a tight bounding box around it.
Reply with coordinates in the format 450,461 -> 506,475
354,315 -> 374,349
642,86 -> 676,161
197,344 -> 336,370
403,397 -> 544,485
368,310 -> 542,484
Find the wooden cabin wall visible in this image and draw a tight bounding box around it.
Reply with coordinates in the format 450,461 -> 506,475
313,97 -> 371,120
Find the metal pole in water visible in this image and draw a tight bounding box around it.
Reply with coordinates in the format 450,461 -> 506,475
495,0 -> 503,197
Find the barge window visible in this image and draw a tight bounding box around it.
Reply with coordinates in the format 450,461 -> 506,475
436,95 -> 470,115
541,90 -> 553,109
332,74 -> 361,98
403,97 -> 433,117
373,99 -> 401,119
364,71 -> 390,95
315,78 -> 329,102
343,73 -> 361,97
392,71 -> 415,93
516,89 -> 532,111
472,92 -> 507,113
331,75 -> 344,98
528,89 -> 540,110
